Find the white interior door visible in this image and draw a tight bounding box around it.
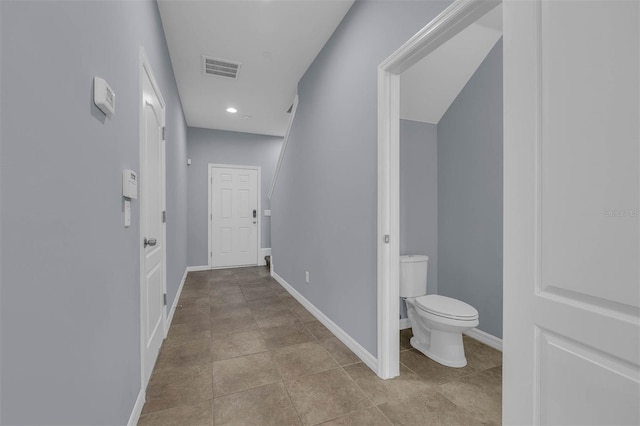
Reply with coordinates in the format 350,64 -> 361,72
210,165 -> 259,268
140,56 -> 166,387
503,1 -> 639,424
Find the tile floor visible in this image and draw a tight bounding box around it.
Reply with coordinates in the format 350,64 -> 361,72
138,267 -> 502,425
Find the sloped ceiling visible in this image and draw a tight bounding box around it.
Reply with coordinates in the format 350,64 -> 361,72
400,5 -> 502,124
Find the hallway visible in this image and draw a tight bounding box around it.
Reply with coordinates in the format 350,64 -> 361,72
139,267 -> 502,425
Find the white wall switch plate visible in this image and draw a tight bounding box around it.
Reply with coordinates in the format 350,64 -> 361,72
264,209 -> 271,217
305,271 -> 309,283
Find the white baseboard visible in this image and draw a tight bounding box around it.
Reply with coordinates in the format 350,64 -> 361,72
464,328 -> 503,352
190,249 -> 270,271
258,248 -> 271,266
271,270 -> 378,373
399,318 -> 412,330
127,388 -> 145,426
186,265 -> 211,272
166,268 -> 188,334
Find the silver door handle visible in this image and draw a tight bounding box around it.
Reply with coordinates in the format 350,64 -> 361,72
144,237 -> 157,248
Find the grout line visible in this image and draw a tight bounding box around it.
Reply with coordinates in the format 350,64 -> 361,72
278,364 -> 343,383
280,373 -> 304,424
373,405 -> 395,426
397,356 -> 419,377
340,363 -> 376,406
211,379 -> 286,401
142,396 -> 214,417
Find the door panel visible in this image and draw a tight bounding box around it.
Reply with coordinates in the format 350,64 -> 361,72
539,0 -> 639,305
503,1 -> 639,424
539,330 -> 639,425
210,166 -> 258,267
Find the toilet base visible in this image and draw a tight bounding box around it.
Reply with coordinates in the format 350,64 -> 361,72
410,336 -> 468,368
404,296 -> 477,368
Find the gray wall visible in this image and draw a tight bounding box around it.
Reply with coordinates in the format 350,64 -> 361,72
400,119 -> 438,294
271,0 -> 451,356
400,119 -> 438,319
438,38 -> 503,338
0,1 -> 188,424
187,127 -> 282,266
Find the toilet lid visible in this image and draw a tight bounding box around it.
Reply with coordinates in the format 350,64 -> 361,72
414,295 -> 478,320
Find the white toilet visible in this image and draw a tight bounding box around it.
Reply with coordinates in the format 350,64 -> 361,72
400,255 -> 479,368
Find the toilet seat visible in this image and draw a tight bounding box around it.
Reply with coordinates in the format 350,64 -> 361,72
414,295 -> 478,321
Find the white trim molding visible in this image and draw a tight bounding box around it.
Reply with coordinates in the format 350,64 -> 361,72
127,389 -> 145,426
269,95 -> 299,199
187,265 -> 211,272
166,268 -> 188,334
377,0 -> 501,380
399,318 -> 412,330
258,248 -> 271,266
464,328 -> 503,352
271,271 -> 378,373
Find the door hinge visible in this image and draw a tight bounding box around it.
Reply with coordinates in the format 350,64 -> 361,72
384,235 -> 390,244
210,252 -> 212,258
162,211 -> 166,223
163,293 -> 167,306
162,126 -> 166,141
210,213 -> 212,221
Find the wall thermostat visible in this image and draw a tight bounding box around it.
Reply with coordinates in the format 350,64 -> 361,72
122,169 -> 138,199
94,76 -> 115,115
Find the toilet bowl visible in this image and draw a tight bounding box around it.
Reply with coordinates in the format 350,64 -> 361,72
400,255 -> 479,368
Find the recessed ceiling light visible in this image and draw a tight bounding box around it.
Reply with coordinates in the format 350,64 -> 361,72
226,107 -> 237,113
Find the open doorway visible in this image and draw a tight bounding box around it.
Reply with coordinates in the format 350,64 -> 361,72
378,2 -> 502,378
398,4 -> 503,346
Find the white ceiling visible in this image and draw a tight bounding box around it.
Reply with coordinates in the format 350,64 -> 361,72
158,0 -> 354,137
400,5 -> 502,125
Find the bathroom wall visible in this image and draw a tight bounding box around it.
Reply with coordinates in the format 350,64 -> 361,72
271,0 -> 452,356
400,119 -> 438,301
187,127 -> 283,266
437,38 -> 503,338
0,1 -> 188,424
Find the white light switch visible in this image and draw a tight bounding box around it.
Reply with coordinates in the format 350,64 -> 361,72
264,209 -> 271,217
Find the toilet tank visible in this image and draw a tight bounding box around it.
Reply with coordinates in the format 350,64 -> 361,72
399,255 -> 428,298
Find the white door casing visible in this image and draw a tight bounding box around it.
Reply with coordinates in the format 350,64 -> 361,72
139,48 -> 167,389
503,1 -> 639,424
209,164 -> 260,268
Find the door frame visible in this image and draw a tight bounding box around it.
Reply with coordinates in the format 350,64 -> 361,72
376,0 -> 501,379
208,163 -> 262,269
139,47 -> 167,389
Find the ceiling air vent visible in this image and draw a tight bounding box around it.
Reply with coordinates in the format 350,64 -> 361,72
202,56 -> 241,79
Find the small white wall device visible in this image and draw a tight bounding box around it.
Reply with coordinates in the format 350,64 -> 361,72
122,169 -> 138,199
94,76 -> 115,115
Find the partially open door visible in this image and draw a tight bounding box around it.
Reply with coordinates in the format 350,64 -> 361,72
503,1 -> 639,423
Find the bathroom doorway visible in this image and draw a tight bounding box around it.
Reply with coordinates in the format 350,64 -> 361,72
397,4 -> 503,346
376,0 -> 503,380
